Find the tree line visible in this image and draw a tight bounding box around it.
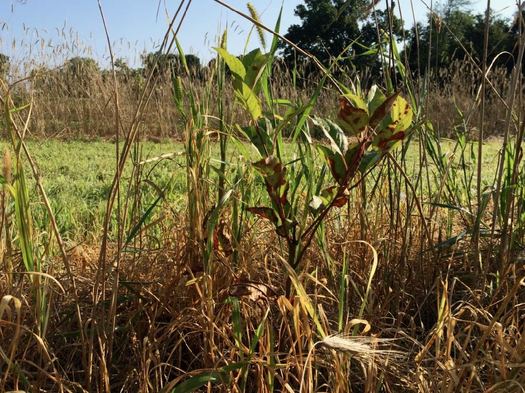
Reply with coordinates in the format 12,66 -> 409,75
0,0 -> 522,84
282,0 -> 522,78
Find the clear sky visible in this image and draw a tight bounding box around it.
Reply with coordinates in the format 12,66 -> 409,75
0,0 -> 518,70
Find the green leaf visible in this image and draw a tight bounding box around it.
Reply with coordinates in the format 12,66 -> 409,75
167,362 -> 246,393
237,122 -> 272,157
373,95 -> 413,151
230,297 -> 243,347
344,142 -> 368,174
390,95 -> 414,132
309,186 -> 347,214
241,48 -> 269,92
248,308 -> 270,355
170,372 -> 224,393
236,81 -> 262,121
125,194 -> 163,246
215,47 -> 246,79
366,85 -> 386,115
434,231 -> 467,250
312,117 -> 348,156
317,145 -> 347,186
292,73 -> 329,142
175,38 -> 190,75
369,91 -> 399,128
359,150 -> 382,173
172,76 -> 184,112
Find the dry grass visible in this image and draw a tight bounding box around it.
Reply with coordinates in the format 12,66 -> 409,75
9,57 -> 510,140
1,1 -> 525,392
1,205 -> 522,392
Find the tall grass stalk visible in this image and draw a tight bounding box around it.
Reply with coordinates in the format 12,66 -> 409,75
2,1 -> 525,391
472,0 -> 491,271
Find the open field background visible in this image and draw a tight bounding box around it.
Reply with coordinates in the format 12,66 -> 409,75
1,0 -> 525,392
5,139 -> 501,241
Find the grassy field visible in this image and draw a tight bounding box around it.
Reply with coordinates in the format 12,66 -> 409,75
15,138 -> 501,241
4,96 -> 523,393
1,3 -> 525,392
16,140 -> 180,239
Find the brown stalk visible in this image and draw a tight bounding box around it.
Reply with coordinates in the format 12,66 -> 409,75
94,0 -> 123,384
472,0 -> 490,273
0,79 -> 86,376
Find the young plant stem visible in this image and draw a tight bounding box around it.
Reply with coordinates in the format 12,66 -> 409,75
472,0 -> 490,272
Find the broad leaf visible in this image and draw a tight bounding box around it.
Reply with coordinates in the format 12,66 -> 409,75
241,48 -> 269,92
359,150 -> 382,173
373,95 -> 413,151
366,85 -> 386,115
310,186 -> 348,214
238,123 -> 273,157
247,207 -> 278,224
317,145 -> 347,186
215,47 -> 246,79
253,156 -> 287,188
312,117 -> 348,156
369,91 -> 400,128
232,81 -> 262,121
337,94 -> 369,136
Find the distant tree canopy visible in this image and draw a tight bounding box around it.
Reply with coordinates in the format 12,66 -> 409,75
280,0 -> 521,79
29,57 -> 101,98
281,0 -> 366,65
141,52 -> 201,79
403,2 -> 519,75
63,57 -> 100,96
280,0 -> 405,74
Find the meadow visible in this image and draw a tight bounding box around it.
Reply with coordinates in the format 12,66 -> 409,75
1,1 -> 525,392
8,138 -> 500,242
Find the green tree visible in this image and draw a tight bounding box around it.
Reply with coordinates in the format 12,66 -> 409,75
357,8 -> 406,75
141,52 -> 201,80
403,2 -> 514,75
281,0 -> 367,67
64,57 -> 99,77
58,57 -> 100,97
280,0 -> 405,78
184,54 -> 201,74
114,58 -> 130,74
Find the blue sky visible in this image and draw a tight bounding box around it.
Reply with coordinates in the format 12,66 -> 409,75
0,0 -> 517,69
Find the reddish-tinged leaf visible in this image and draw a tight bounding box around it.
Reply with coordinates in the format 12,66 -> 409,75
333,193 -> 349,208
247,207 -> 278,224
369,91 -> 400,128
318,145 -> 347,185
279,182 -> 289,205
253,156 -> 287,188
342,140 -> 370,182
373,94 -> 413,149
337,97 -> 369,136
376,131 -> 405,151
313,187 -> 349,210
276,224 -> 288,238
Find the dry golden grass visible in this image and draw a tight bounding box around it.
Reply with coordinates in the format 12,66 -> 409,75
1,2 -> 524,392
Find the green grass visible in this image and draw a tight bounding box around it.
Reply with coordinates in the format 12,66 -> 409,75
2,140 -> 181,240
4,138 -> 502,242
